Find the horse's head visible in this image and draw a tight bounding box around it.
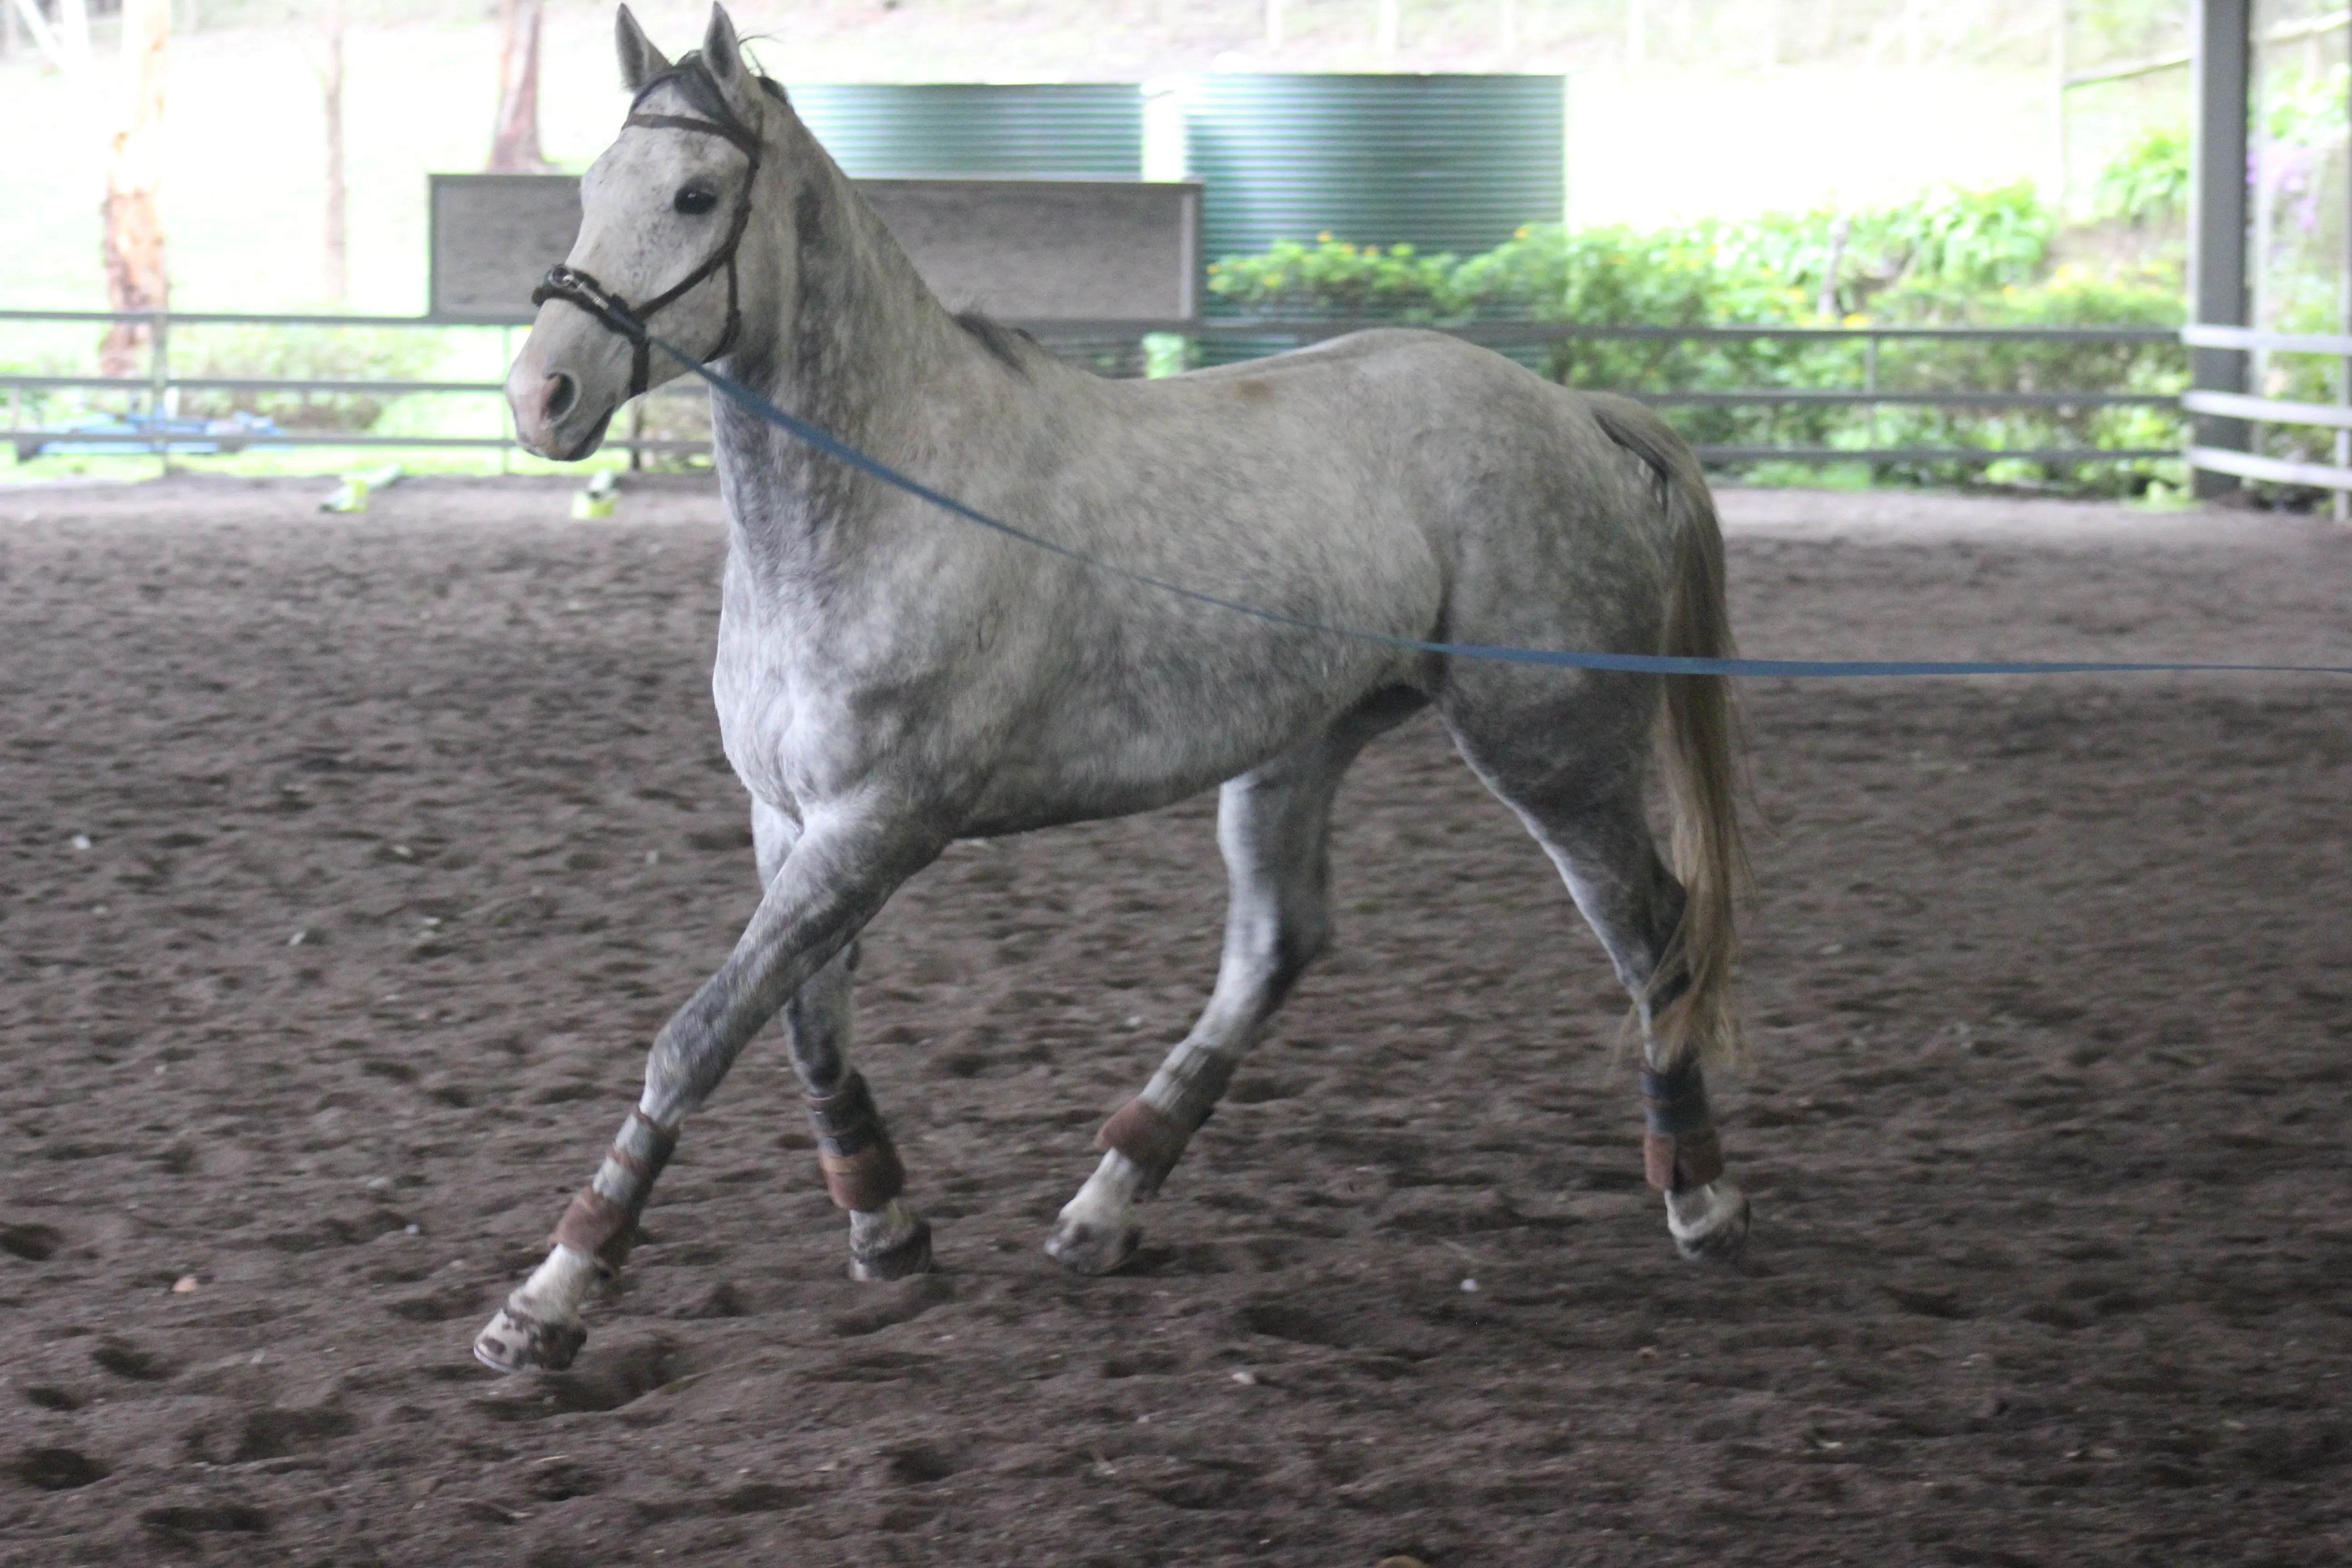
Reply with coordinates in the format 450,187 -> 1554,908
509,5 -> 777,460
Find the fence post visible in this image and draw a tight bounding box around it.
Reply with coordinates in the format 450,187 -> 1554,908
2188,0 -> 2251,499
2341,51 -> 2350,524
149,309 -> 170,478
2337,355 -> 2348,522
500,325 -> 514,476
1863,333 -> 1879,454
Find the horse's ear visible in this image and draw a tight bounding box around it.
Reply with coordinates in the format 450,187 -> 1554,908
700,4 -> 759,115
615,5 -> 668,93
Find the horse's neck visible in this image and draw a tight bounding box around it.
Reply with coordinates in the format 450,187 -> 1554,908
716,119 -> 972,555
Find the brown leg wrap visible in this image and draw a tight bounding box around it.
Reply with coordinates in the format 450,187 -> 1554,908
547,1110 -> 679,1269
550,1187 -> 637,1269
1096,1097 -> 1191,1194
807,1071 -> 906,1212
1643,1126 -> 1725,1193
1640,1061 -> 1725,1194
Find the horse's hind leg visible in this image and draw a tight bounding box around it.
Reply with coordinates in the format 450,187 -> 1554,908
1459,735 -> 1750,1259
776,941 -> 932,1280
757,799 -> 931,1280
1045,699 -> 1414,1274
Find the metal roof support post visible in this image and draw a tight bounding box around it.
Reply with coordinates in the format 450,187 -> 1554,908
2189,0 -> 2252,498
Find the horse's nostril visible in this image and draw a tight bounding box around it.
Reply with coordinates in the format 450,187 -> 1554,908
544,372 -> 579,421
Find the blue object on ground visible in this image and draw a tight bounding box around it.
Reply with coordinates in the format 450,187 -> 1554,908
17,410 -> 286,461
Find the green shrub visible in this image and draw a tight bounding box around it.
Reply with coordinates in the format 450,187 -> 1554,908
2093,124 -> 2191,228
172,325 -> 448,432
1203,179 -> 2180,494
1204,233 -> 1458,318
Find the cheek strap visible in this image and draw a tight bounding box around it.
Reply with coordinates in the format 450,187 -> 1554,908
530,102 -> 762,399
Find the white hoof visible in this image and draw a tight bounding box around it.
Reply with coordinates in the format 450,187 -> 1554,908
1666,1179 -> 1751,1261
472,1303 -> 586,1373
847,1204 -> 934,1281
1047,1152 -> 1148,1275
1044,1209 -> 1141,1275
1046,1154 -> 1147,1275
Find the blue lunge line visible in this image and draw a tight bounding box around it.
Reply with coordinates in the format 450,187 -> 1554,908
663,343 -> 2352,681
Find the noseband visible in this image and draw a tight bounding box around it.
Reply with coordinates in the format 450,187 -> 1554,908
532,88 -> 763,399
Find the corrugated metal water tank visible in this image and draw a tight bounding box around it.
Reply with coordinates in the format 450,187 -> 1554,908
1182,74 -> 1566,265
784,83 -> 1144,180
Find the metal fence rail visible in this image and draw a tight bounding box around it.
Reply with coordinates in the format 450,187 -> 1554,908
2180,324 -> 2352,495
3,308 -> 2186,473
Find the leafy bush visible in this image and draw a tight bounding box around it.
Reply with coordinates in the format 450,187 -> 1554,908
1203,179 -> 2182,493
1208,182 -> 2056,324
2093,124 -> 2191,228
171,325 -> 448,432
1205,233 -> 1459,318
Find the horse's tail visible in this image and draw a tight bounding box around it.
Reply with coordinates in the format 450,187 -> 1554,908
1595,402 -> 1749,1071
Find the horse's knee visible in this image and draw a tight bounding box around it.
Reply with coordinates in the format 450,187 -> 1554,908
1271,905 -> 1331,992
1226,894 -> 1330,1004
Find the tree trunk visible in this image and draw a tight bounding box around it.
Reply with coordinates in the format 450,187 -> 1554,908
487,0 -> 550,174
7,0 -> 87,76
322,0 -> 347,305
100,0 -> 169,378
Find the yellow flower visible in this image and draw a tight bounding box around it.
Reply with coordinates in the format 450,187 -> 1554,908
1318,230 -> 1333,242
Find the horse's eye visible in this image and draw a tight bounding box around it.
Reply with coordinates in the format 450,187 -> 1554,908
673,186 -> 718,216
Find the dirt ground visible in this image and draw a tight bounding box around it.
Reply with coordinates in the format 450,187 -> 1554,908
2,475 -> 2349,1568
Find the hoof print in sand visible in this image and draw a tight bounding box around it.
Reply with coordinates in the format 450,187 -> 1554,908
474,1335 -> 686,1419
142,1501 -> 270,1540
0,1224 -> 64,1262
90,1337 -> 176,1382
15,1447 -> 108,1491
826,1273 -> 954,1338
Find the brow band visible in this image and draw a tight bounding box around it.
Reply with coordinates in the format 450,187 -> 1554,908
624,111 -> 761,157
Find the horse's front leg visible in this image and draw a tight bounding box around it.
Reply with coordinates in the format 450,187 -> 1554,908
473,807 -> 937,1372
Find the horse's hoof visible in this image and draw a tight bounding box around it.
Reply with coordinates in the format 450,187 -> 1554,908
1667,1181 -> 1751,1262
472,1305 -> 586,1374
848,1215 -> 933,1282
1044,1212 -> 1141,1276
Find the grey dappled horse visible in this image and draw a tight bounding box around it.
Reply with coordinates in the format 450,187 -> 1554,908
475,3 -> 1752,1375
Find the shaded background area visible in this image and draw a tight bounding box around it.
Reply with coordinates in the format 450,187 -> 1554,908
1,479 -> 2349,1564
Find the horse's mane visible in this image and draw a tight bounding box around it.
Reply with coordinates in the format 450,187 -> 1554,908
952,312 -> 1037,372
